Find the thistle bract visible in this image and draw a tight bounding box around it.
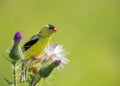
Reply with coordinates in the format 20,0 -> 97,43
39,60 -> 61,78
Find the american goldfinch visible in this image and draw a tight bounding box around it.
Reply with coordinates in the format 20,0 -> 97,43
23,24 -> 57,58
20,24 -> 57,81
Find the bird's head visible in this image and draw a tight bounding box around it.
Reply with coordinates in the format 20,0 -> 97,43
39,24 -> 57,37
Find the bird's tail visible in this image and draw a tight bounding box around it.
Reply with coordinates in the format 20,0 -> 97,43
20,62 -> 27,82
20,59 -> 30,82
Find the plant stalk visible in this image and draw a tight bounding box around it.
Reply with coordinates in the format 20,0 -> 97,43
13,63 -> 17,86
31,76 -> 41,86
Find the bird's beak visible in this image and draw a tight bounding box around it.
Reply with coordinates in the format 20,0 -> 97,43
53,28 -> 58,33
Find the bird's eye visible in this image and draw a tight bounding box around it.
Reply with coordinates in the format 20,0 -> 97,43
48,24 -> 55,29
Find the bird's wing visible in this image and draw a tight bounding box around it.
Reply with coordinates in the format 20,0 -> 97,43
22,34 -> 40,52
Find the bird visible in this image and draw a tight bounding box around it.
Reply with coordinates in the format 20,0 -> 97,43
20,24 -> 57,82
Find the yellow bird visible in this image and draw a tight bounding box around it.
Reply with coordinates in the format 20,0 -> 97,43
21,24 -> 57,81
23,24 -> 57,58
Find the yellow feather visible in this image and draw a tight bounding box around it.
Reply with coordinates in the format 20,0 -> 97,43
24,36 -> 51,58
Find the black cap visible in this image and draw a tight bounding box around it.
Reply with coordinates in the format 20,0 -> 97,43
48,24 -> 55,29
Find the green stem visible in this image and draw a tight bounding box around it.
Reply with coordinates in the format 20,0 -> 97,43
31,76 -> 41,86
13,63 -> 17,86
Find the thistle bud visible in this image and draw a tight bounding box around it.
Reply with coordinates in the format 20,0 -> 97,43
14,32 -> 22,42
39,60 -> 61,78
9,31 -> 23,63
53,60 -> 61,66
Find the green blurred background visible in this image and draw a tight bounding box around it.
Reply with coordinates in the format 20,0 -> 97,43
0,0 -> 120,86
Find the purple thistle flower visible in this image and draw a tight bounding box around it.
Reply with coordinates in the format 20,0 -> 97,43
53,60 -> 61,66
14,31 -> 22,42
52,44 -> 57,49
44,44 -> 69,64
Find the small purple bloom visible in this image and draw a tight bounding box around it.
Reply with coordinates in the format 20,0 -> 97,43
53,60 -> 61,66
52,44 -> 57,49
14,31 -> 22,42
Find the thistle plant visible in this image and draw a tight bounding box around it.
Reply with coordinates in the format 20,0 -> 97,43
5,31 -> 69,86
9,31 -> 23,86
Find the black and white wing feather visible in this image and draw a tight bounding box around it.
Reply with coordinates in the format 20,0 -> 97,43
22,35 -> 39,52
